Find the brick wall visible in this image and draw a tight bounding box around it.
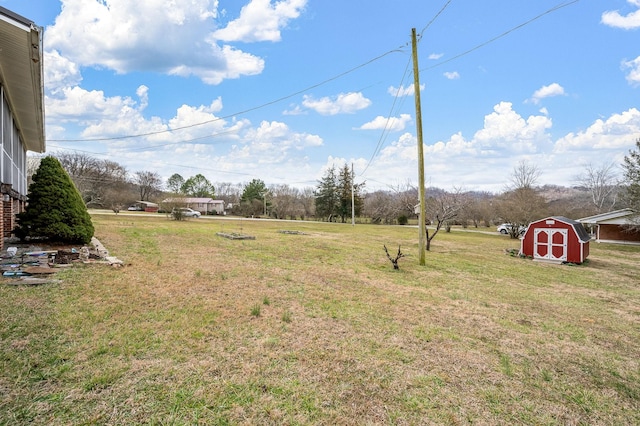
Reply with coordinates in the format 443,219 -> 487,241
599,224 -> 640,242
3,196 -> 13,240
0,199 -> 3,251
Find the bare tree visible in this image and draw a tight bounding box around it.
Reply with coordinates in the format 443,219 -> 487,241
423,188 -> 470,250
55,152 -> 131,207
384,245 -> 405,270
496,161 -> 548,238
391,180 -> 419,221
574,162 -> 619,214
270,184 -> 305,219
509,160 -> 541,190
26,155 -> 44,186
364,191 -> 396,224
496,188 -> 548,238
364,181 -> 419,225
134,171 -> 163,201
299,187 -> 316,220
461,192 -> 495,228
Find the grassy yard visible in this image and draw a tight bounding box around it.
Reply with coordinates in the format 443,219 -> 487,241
1,214 -> 639,425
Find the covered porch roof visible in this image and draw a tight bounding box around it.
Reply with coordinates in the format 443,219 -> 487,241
578,208 -> 637,225
0,6 -> 45,153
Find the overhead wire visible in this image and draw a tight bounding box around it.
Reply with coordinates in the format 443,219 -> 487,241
48,0 -> 581,188
420,0 -> 580,73
359,57 -> 413,177
48,48 -> 406,143
418,0 -> 454,39
358,0 -> 581,190
358,0 -> 455,180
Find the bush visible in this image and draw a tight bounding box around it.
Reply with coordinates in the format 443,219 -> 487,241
397,215 -> 408,225
15,156 -> 94,244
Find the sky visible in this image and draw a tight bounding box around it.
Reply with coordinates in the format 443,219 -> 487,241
3,0 -> 640,193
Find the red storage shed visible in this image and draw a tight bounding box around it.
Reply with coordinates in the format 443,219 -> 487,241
520,216 -> 590,264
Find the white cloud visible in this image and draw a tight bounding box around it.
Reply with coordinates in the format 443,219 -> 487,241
601,0 -> 640,29
46,87 -> 323,184
360,103 -> 556,191
168,45 -> 265,85
358,114 -> 412,131
282,104 -> 307,116
443,71 -> 460,80
554,108 -> 640,153
43,50 -> 82,94
302,92 -> 371,115
216,120 -> 322,176
623,56 -> 640,86
43,0 -> 279,85
429,53 -> 444,60
387,84 -> 425,97
46,86 -> 140,122
167,99 -> 225,136
214,0 -> 307,42
529,83 -> 566,104
45,84 -> 232,145
473,102 -> 553,153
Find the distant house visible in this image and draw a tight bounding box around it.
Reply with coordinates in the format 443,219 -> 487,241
130,201 -> 159,212
520,216 -> 590,264
578,208 -> 640,245
0,7 -> 45,249
162,197 -> 225,215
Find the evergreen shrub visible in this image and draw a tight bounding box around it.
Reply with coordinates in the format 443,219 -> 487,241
15,156 -> 94,244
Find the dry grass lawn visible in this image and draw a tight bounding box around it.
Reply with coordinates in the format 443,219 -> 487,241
1,213 -> 639,425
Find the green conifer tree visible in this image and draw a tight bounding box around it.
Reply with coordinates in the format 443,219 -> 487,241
16,156 -> 94,244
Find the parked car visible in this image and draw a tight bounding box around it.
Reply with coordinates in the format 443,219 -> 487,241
497,223 -> 526,235
173,208 -> 201,218
127,205 -> 143,211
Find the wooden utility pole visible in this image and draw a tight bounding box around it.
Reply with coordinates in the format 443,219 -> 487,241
351,162 -> 355,226
412,28 -> 426,265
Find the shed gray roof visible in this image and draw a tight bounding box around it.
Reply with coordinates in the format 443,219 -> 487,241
547,216 -> 591,243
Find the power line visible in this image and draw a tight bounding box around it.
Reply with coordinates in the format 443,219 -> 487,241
420,0 -> 581,73
48,48 -> 405,143
47,0 -> 582,189
418,0 -> 454,39
359,0 -> 581,184
360,57 -> 413,177
359,0 -> 455,179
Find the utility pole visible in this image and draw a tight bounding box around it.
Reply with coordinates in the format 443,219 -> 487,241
412,28 -> 426,265
351,162 -> 355,226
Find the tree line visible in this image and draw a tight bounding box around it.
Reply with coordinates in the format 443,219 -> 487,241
29,139 -> 640,233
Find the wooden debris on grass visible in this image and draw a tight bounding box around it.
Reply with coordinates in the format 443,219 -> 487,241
1,237 -> 125,286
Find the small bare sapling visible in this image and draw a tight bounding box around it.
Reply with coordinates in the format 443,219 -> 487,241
384,244 -> 405,270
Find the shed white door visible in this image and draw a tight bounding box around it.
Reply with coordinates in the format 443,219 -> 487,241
534,229 -> 568,261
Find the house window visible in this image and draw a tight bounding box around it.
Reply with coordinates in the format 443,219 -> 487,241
0,85 -> 28,196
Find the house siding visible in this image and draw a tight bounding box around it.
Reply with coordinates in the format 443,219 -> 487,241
0,7 -> 45,251
0,86 -> 30,250
1,86 -> 28,197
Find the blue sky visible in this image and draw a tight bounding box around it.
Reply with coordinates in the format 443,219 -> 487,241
3,0 -> 640,192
